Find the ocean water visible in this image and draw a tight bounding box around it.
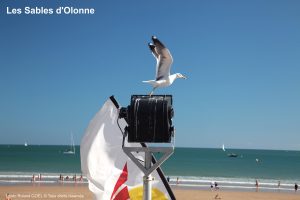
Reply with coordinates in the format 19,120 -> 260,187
163,148 -> 300,180
0,145 -> 81,173
0,145 -> 299,191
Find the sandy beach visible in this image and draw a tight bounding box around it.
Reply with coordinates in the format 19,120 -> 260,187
0,185 -> 299,200
173,189 -> 299,200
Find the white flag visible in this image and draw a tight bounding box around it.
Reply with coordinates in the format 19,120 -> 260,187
80,97 -> 175,200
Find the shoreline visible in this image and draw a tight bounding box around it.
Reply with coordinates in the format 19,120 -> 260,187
1,181 -> 297,194
1,176 -> 298,194
0,184 -> 299,200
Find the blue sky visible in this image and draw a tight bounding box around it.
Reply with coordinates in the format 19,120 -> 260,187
1,1 -> 300,150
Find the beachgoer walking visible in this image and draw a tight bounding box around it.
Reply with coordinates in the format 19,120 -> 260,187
278,181 -> 280,189
79,175 -> 83,182
295,183 -> 298,192
255,179 -> 259,192
167,176 -> 170,182
59,174 -> 63,181
211,182 -> 221,199
176,177 -> 179,185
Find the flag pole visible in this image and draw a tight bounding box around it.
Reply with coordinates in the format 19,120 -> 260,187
140,142 -> 176,200
144,151 -> 152,200
123,146 -> 174,200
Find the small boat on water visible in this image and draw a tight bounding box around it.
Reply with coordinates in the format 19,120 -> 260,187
222,144 -> 238,157
227,153 -> 238,158
222,144 -> 226,152
63,133 -> 75,155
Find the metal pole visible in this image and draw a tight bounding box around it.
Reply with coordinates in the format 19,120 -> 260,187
143,151 -> 152,200
123,147 -> 174,199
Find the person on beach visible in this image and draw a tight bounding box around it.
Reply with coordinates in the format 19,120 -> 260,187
79,175 -> 83,182
278,181 -> 280,190
31,174 -> 35,182
6,193 -> 11,200
73,174 -> 76,182
210,182 -> 214,191
213,182 -> 221,199
295,183 -> 298,192
255,179 -> 259,191
167,176 -> 170,182
59,174 -> 63,181
176,177 -> 179,185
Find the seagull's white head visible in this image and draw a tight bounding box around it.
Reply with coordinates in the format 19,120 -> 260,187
175,73 -> 187,80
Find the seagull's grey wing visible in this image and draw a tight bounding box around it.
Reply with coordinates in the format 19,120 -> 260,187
151,37 -> 173,80
156,48 -> 173,80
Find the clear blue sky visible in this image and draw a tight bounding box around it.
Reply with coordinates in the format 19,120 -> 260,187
1,1 -> 300,150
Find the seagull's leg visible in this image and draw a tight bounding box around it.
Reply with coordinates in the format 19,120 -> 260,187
149,90 -> 153,97
149,88 -> 155,97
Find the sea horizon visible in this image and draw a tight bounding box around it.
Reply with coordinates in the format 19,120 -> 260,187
0,143 -> 299,151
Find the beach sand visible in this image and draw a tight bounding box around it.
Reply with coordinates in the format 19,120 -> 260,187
0,185 -> 299,200
173,189 -> 299,200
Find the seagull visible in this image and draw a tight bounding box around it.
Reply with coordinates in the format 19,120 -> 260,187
143,36 -> 187,96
